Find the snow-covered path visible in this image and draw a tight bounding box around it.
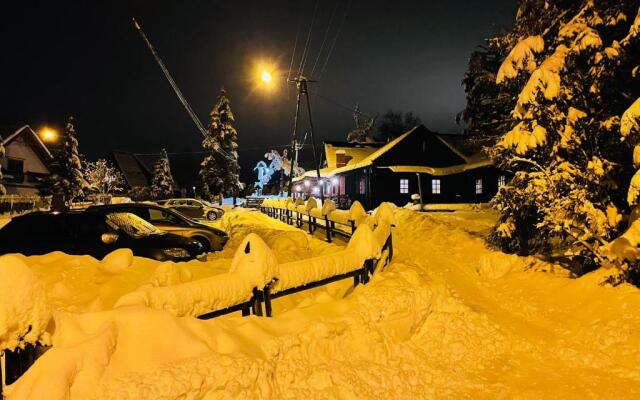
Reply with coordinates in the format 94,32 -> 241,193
5,208 -> 640,399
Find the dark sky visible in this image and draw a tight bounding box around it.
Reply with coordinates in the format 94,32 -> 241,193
0,0 -> 516,182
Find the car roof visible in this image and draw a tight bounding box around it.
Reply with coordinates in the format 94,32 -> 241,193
87,203 -> 166,211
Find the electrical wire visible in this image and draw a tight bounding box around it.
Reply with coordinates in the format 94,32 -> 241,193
297,0 -> 320,77
317,0 -> 351,81
310,0 -> 339,78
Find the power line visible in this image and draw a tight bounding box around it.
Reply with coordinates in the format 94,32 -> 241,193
317,0 -> 351,81
310,1 -> 339,78
297,0 -> 320,76
134,143 -> 311,156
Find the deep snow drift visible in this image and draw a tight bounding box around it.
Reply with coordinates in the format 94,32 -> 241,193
3,207 -> 640,399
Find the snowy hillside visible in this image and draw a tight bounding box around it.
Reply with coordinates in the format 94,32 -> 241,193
3,208 -> 640,399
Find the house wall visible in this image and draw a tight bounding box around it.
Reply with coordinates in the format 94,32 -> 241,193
1,135 -> 51,195
365,167 -> 508,209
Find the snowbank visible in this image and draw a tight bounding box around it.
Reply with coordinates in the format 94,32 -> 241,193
0,255 -> 51,350
114,234 -> 278,316
7,208 -> 640,399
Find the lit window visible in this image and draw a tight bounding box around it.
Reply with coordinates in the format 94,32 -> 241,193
431,179 -> 441,194
475,179 -> 483,194
359,178 -> 366,194
498,175 -> 506,187
400,179 -> 409,194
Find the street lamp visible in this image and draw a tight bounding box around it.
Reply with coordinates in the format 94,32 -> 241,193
39,127 -> 58,142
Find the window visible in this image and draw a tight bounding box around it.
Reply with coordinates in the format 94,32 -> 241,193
5,158 -> 24,181
431,179 -> 441,194
498,175 -> 506,187
359,178 -> 366,195
475,179 -> 483,194
400,179 -> 409,194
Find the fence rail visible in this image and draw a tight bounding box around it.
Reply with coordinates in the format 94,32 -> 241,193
0,195 -> 51,215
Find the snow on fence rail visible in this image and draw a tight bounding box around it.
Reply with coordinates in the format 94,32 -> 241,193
260,198 -> 375,242
113,214 -> 393,320
0,195 -> 51,215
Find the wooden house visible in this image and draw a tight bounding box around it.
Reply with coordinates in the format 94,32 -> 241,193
293,125 -> 507,210
1,125 -> 54,195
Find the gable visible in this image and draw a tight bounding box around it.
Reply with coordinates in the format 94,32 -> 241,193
324,143 -> 379,168
2,125 -> 53,173
372,125 -> 467,168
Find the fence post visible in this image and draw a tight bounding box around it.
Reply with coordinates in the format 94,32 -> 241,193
308,216 -> 314,234
251,287 -> 263,316
263,282 -> 273,318
325,217 -> 332,242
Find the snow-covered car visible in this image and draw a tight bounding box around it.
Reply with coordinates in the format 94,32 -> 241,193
0,210 -> 205,261
164,198 -> 224,221
86,203 -> 229,252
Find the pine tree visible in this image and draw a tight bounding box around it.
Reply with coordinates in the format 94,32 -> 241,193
46,117 -> 85,200
150,148 -> 175,199
464,1 -> 640,279
199,88 -> 241,199
0,135 -> 5,195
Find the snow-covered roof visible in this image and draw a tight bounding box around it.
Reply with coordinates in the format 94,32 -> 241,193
294,126 -> 493,181
383,159 -> 493,176
324,142 -> 380,169
2,124 -> 53,159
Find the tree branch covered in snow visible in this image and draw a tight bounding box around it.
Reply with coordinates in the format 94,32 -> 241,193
465,0 -> 640,280
83,158 -> 125,196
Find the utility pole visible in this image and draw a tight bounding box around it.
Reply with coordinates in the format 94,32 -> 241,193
287,75 -> 324,202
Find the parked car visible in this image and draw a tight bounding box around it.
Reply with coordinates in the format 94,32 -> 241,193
164,198 -> 224,221
0,210 -> 205,261
87,203 -> 229,252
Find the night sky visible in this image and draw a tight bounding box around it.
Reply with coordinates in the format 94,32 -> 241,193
1,0 -> 516,182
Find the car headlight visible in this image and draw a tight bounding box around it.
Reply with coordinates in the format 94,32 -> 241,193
163,247 -> 190,258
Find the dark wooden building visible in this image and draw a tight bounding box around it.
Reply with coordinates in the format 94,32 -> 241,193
293,125 -> 507,210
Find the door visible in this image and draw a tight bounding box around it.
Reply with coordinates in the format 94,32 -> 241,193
184,200 -> 205,219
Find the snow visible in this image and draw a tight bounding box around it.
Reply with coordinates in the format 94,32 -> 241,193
513,45 -> 568,119
0,255 -> 51,350
496,36 -> 544,84
621,97 -> 640,138
5,208 -> 640,398
499,121 -> 547,154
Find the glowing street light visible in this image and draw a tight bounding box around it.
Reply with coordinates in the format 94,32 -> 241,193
261,70 -> 273,84
39,127 -> 58,142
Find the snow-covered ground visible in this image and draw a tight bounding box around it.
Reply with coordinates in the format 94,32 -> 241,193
3,207 -> 640,399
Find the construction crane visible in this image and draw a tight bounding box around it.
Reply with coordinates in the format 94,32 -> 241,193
132,18 -> 233,161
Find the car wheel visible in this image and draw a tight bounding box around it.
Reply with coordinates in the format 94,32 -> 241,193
207,211 -> 218,221
193,237 -> 211,253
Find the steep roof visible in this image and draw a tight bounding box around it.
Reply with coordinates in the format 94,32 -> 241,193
294,125 -> 493,181
2,125 -> 53,159
112,151 -> 150,187
324,142 -> 380,169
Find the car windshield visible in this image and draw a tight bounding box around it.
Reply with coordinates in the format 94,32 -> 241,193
105,212 -> 164,238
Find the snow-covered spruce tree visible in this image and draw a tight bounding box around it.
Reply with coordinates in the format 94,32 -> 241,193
49,117 -> 85,200
478,1 -> 640,280
83,159 -> 125,195
150,148 -> 175,199
199,88 -> 241,199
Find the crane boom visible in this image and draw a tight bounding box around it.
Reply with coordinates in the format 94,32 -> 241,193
132,18 -> 209,139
